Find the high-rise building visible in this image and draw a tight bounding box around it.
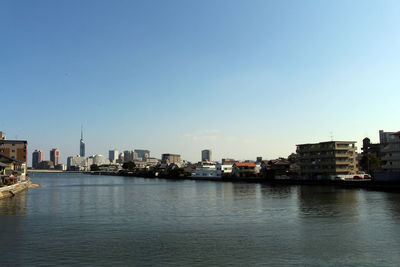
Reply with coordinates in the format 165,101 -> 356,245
109,149 -> 119,163
0,131 -> 27,163
80,126 -> 85,157
123,150 -> 134,162
134,149 -> 150,161
201,149 -> 212,162
32,149 -> 44,169
50,148 -> 60,166
118,152 -> 124,163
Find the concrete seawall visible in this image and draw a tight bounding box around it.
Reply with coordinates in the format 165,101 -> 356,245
0,181 -> 35,199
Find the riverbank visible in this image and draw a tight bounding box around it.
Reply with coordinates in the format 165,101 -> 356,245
28,169 -> 64,173
86,171 -> 400,192
0,181 -> 40,199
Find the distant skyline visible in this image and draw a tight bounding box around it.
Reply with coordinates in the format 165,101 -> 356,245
1,0 -> 400,165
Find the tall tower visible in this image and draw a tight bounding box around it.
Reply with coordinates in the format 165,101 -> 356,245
80,126 -> 85,157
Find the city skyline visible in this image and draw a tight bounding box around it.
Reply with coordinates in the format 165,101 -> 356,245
2,0 -> 400,164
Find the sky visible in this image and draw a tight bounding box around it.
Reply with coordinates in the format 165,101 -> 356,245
1,0 -> 400,165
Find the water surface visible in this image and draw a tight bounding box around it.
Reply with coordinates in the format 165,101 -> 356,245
1,172 -> 400,266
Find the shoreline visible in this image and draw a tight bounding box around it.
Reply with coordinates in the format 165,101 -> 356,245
24,170 -> 400,193
0,181 -> 39,199
85,171 -> 400,192
28,169 -> 65,173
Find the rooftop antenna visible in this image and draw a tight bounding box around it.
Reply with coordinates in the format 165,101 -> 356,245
81,125 -> 83,140
330,131 -> 333,141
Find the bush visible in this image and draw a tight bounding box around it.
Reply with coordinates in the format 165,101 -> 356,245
4,178 -> 13,186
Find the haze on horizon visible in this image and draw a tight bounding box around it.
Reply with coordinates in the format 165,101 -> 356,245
1,0 -> 399,164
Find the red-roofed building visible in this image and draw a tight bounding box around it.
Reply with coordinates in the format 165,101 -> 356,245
233,162 -> 257,177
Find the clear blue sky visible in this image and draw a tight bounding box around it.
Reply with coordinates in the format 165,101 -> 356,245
1,0 -> 400,164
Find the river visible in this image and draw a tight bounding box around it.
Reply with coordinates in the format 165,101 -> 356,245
1,172 -> 400,266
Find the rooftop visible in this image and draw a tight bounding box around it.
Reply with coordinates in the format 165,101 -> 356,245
235,162 -> 256,167
0,140 -> 27,144
296,141 -> 356,146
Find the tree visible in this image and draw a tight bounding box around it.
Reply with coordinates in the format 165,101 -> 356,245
90,164 -> 100,171
168,167 -> 184,177
287,153 -> 298,163
359,154 -> 381,173
122,161 -> 136,171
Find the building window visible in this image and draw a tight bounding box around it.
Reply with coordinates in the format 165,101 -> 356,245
12,150 -> 15,152
0,149 -> 3,152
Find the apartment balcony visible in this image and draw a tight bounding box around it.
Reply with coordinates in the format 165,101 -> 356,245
335,146 -> 357,151
298,152 -> 354,159
297,146 -> 336,153
381,154 -> 400,161
300,168 -> 355,174
381,144 -> 400,153
381,162 -> 400,171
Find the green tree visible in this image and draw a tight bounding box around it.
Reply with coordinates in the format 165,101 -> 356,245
90,164 -> 100,171
122,161 -> 136,171
360,154 -> 381,173
287,153 -> 298,163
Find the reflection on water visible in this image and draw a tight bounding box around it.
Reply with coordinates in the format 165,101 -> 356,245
260,184 -> 293,199
0,173 -> 400,266
384,193 -> 400,217
0,190 -> 27,215
297,186 -> 360,218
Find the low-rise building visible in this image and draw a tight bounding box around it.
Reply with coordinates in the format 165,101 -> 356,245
232,162 -> 257,177
296,141 -> 358,179
38,160 -> 55,170
146,157 -> 159,167
161,153 -> 181,164
0,132 -> 27,163
55,164 -> 67,171
222,158 -> 236,165
88,154 -> 110,166
0,153 -> 27,184
67,155 -> 87,171
380,131 -> 400,172
192,163 -> 221,178
261,158 -> 291,179
220,164 -> 233,176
